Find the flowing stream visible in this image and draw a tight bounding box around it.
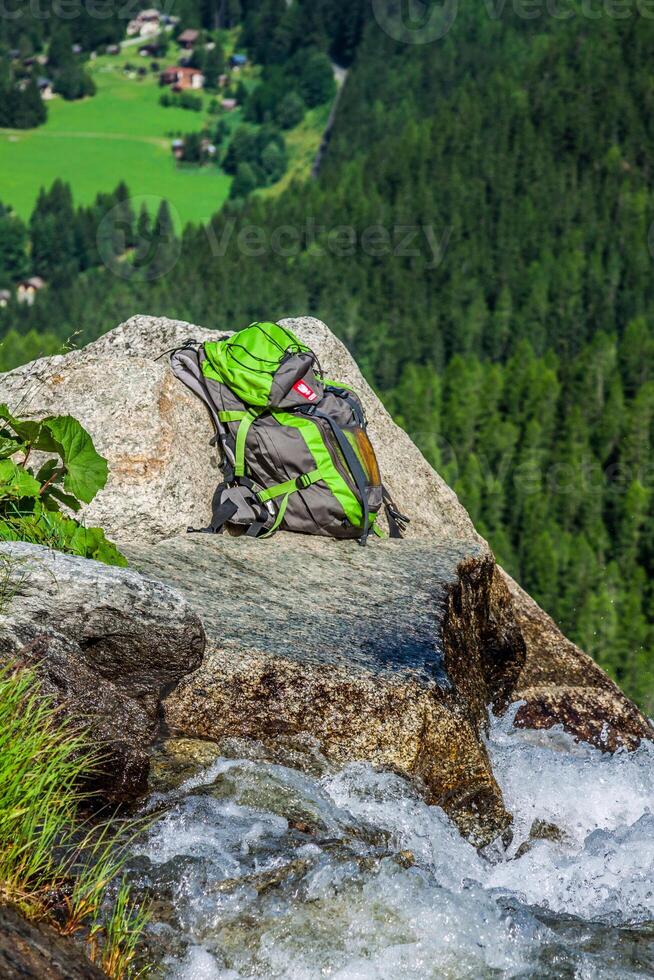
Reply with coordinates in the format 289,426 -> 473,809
125,705 -> 654,978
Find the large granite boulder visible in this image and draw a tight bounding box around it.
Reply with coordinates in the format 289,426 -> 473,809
0,313 -> 650,835
0,542 -> 205,801
126,533 -> 522,847
0,314 -> 480,547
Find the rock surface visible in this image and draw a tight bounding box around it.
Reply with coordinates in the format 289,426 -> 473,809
0,312 -> 651,829
0,314 -> 480,548
0,904 -> 104,980
500,571 -> 653,750
0,318 -> 220,544
127,532 -> 522,846
0,542 -> 205,801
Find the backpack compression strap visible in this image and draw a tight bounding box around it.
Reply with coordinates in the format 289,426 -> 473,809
382,487 -> 410,539
188,478 -> 272,535
187,483 -> 238,534
217,408 -> 262,478
296,406 -> 371,546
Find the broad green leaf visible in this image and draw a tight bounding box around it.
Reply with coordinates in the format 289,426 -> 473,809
0,405 -> 59,454
45,485 -> 82,513
35,459 -> 62,485
0,436 -> 24,460
42,416 -> 108,504
94,537 -> 128,568
0,460 -> 41,500
0,405 -> 43,446
67,524 -> 128,567
32,429 -> 60,454
41,496 -> 59,513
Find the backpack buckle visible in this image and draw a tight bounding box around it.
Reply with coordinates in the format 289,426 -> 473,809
295,473 -> 312,490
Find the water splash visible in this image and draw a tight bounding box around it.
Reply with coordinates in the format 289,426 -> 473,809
128,710 -> 654,978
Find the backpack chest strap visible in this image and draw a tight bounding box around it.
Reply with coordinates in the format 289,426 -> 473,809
254,468 -> 324,538
256,468 -> 324,503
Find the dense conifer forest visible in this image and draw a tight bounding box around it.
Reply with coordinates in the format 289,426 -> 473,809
1,0 -> 654,710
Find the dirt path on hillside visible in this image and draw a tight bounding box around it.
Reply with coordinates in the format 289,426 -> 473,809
0,130 -> 168,148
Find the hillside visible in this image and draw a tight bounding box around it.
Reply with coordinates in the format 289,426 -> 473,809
1,2 -> 654,710
0,43 -> 330,229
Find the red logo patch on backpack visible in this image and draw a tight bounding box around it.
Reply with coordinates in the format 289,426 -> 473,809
293,379 -> 317,402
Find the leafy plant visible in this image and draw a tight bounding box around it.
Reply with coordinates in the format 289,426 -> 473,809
0,405 -> 126,566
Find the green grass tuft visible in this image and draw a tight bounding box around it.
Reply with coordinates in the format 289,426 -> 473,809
0,665 -> 150,978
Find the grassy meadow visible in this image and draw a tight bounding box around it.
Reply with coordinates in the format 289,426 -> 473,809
0,55 -> 233,227
0,52 -> 328,229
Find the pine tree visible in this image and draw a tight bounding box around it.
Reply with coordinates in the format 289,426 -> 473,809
114,182 -> 135,250
132,205 -> 153,275
13,76 -> 46,128
0,210 -> 29,286
229,162 -> 258,199
204,43 -> 225,91
148,200 -> 177,280
260,140 -> 286,183
298,51 -> 335,108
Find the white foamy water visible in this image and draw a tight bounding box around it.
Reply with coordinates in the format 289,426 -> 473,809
128,707 -> 654,979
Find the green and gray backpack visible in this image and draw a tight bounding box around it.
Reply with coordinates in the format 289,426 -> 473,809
170,321 -> 408,544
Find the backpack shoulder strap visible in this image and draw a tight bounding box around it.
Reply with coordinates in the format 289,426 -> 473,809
323,384 -> 366,427
170,344 -> 222,439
